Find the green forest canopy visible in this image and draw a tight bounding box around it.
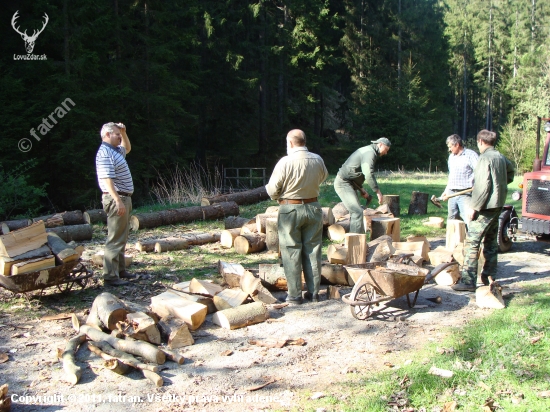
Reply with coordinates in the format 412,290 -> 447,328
1,0 -> 549,214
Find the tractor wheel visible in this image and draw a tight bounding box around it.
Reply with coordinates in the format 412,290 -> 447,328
498,209 -> 513,253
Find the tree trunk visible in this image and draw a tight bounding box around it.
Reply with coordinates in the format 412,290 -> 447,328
47,232 -> 79,264
212,302 -> 269,330
86,292 -> 129,331
224,216 -> 256,229
0,219 -> 32,234
201,186 -> 270,206
408,192 -> 429,215
131,202 -> 239,231
33,214 -> 64,228
234,233 -> 266,254
332,202 -> 349,220
220,229 -> 241,248
84,209 -> 107,224
382,195 -> 400,217
47,224 -> 93,242
265,218 -> 279,251
154,239 -> 189,253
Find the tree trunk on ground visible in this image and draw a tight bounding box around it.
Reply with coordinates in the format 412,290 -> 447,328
256,213 -> 278,233
234,233 -> 266,254
224,216 -> 256,229
201,186 -> 270,206
86,340 -> 160,372
60,210 -> 85,225
212,302 -> 269,330
86,292 -> 129,331
47,224 -> 93,242
84,209 -> 107,224
0,219 -> 32,234
408,191 -> 429,215
130,202 -> 239,231
34,214 -> 64,228
220,229 -> 241,248
265,218 -> 279,251
382,195 -> 400,217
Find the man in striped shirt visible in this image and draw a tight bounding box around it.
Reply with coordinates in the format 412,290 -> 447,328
96,122 -> 136,286
441,134 -> 479,225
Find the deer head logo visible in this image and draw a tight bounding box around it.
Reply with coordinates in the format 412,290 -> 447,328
11,11 -> 49,54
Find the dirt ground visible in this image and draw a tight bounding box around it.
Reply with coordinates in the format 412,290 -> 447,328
1,236 -> 549,412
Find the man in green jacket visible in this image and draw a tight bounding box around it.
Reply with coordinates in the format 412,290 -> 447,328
334,138 -> 391,233
452,130 -> 515,292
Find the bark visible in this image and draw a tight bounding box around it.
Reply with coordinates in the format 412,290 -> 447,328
224,216 -> 256,229
234,233 -> 266,254
83,209 -> 107,224
381,195 -> 400,217
47,224 -> 93,242
130,202 -> 239,231
86,292 -> 129,331
201,186 -> 270,206
47,232 -> 79,264
0,218 -> 32,234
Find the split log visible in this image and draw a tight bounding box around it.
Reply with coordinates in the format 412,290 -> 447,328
172,281 -> 190,293
158,317 -> 194,349
10,255 -> 55,276
167,289 -> 217,314
189,278 -> 223,296
453,243 -> 464,266
224,216 -> 256,230
382,195 -> 400,217
406,235 -> 431,261
265,218 -> 279,251
392,241 -> 428,264
476,282 -> 505,309
0,221 -> 47,257
61,333 -> 86,384
218,261 -> 245,287
321,263 -> 351,285
83,209 -> 107,225
322,207 -> 335,227
201,186 -> 270,206
327,244 -> 347,264
154,238 -> 188,253
424,216 -> 445,228
234,233 -> 266,254
408,191 -> 429,215
364,212 -> 394,232
428,246 -> 454,266
212,302 -> 269,330
81,325 -> 165,364
130,201 -> 239,231
71,313 -> 80,332
332,202 -> 349,220
92,251 -> 132,268
220,229 -> 241,248
150,291 -> 207,330
86,341 -> 160,372
371,217 -> 400,242
0,218 -> 32,234
327,220 -> 350,242
446,219 -> 466,251
344,233 -> 367,264
213,288 -> 249,310
256,213 -> 278,233
265,206 -> 279,214
258,264 -> 287,290
125,312 -> 161,345
367,235 -> 395,262
47,224 -> 93,242
47,232 -> 79,264
86,292 -> 129,331
0,245 -> 51,276
240,270 -> 278,303
328,285 -> 341,300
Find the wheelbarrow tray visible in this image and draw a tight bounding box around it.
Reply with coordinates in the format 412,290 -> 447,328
0,260 -> 80,293
344,263 -> 427,299
344,262 -> 385,284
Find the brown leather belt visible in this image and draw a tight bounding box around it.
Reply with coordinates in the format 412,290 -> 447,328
278,197 -> 317,205
103,191 -> 132,197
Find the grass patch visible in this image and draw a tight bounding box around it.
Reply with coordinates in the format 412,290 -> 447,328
302,283 -> 550,411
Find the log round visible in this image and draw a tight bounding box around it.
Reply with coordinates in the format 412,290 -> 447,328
220,228 -> 241,248
86,292 -> 129,331
265,218 -> 279,252
256,213 -> 278,233
136,240 -> 157,253
84,209 -> 108,224
408,191 -> 429,215
212,302 -> 269,330
234,233 -> 266,254
0,218 -> 32,234
327,221 -> 349,241
224,216 -> 255,229
332,202 -> 349,220
46,224 -> 93,242
382,195 -> 400,217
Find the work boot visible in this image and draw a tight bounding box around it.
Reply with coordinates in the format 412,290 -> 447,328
303,292 -> 319,302
285,296 -> 303,305
119,271 -> 137,279
104,278 -> 130,287
451,282 -> 476,292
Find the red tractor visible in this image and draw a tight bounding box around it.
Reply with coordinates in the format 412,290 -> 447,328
500,116 -> 550,252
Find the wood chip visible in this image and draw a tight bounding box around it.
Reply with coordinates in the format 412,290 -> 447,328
249,339 -> 287,349
443,401 -> 457,411
537,390 -> 550,398
0,353 -> 8,364
530,335 -> 542,344
220,350 -> 233,356
244,378 -> 277,391
310,392 -> 325,400
287,338 -> 306,346
40,313 -> 73,321
271,303 -> 289,309
428,366 -> 454,378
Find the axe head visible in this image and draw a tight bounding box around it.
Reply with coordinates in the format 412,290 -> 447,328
430,194 -> 442,209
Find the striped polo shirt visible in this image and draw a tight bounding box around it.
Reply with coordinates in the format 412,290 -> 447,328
96,142 -> 134,194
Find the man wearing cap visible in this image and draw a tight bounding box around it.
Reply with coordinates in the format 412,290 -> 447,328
440,134 -> 479,225
334,138 -> 391,234
96,122 -> 137,287
266,129 -> 328,305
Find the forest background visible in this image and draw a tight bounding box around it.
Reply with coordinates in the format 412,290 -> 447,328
1,0 -> 549,218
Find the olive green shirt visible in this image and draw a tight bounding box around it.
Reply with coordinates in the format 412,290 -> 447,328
266,147 -> 328,200
337,144 -> 380,191
470,146 -> 515,211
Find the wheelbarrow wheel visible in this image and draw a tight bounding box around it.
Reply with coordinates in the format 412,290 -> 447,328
349,282 -> 377,320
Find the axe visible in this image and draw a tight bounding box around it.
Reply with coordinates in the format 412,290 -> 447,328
430,188 -> 473,209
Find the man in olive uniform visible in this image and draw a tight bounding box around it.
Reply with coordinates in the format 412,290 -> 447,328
334,138 -> 391,233
452,130 -> 515,292
266,129 -> 328,304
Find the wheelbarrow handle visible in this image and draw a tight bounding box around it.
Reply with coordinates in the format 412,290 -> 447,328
425,262 -> 458,283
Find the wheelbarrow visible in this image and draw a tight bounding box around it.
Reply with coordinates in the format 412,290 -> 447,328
341,261 -> 455,319
0,259 -> 93,295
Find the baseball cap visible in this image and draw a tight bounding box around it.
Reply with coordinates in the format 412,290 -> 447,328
371,137 -> 391,146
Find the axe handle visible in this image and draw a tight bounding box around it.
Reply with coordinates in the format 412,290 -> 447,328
443,188 -> 473,200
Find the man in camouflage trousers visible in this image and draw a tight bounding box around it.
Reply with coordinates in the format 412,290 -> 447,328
452,130 -> 515,292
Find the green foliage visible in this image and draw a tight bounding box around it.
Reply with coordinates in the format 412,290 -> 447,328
0,159 -> 47,220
